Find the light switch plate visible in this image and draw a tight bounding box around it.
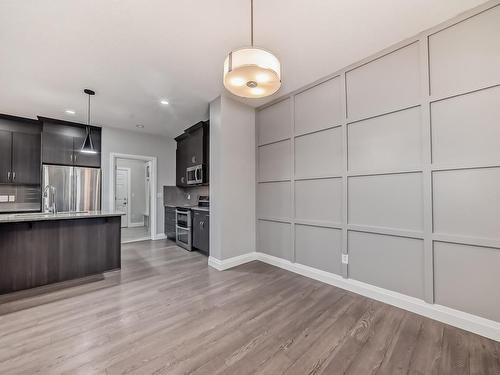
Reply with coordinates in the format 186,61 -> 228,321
8,195 -> 15,202
341,254 -> 349,264
0,195 -> 8,203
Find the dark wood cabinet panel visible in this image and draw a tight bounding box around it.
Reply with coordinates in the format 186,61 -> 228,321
12,132 -> 41,184
193,211 -> 209,254
42,131 -> 74,165
41,119 -> 101,168
165,206 -> 176,240
176,138 -> 188,187
0,130 -> 12,183
175,121 -> 209,187
0,216 -> 121,295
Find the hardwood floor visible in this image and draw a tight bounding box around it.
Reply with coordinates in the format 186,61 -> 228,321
0,240 -> 498,374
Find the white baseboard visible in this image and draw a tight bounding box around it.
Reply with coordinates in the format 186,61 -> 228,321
207,251 -> 500,342
121,236 -> 151,244
128,221 -> 145,228
208,253 -> 258,271
153,233 -> 167,240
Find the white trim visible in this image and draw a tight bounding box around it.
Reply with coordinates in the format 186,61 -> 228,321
121,237 -> 151,244
208,253 -> 257,271
116,166 -> 132,227
207,251 -> 500,342
128,221 -> 145,228
109,152 -> 157,241
153,232 -> 167,240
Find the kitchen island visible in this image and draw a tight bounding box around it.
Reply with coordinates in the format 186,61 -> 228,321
0,211 -> 123,294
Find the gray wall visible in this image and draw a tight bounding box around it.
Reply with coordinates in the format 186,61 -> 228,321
116,158 -> 147,224
256,3 -> 500,322
101,126 -> 176,236
210,96 -> 256,260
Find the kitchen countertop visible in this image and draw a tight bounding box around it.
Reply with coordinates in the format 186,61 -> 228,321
165,204 -> 209,213
0,210 -> 124,223
191,207 -> 210,212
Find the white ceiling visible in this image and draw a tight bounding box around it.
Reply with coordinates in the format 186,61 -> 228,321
0,0 -> 487,137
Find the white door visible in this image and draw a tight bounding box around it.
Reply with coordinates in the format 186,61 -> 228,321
115,168 -> 130,228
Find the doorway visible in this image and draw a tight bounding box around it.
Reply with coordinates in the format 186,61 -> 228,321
110,153 -> 157,243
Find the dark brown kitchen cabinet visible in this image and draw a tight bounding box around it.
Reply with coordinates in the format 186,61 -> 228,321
41,118 -> 101,168
0,216 -> 121,295
164,206 -> 176,240
192,211 -> 209,254
175,121 -> 209,187
0,130 -> 12,183
0,129 -> 41,185
176,136 -> 188,187
42,131 -> 74,165
12,132 -> 41,184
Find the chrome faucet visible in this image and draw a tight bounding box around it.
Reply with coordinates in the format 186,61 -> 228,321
43,185 -> 57,214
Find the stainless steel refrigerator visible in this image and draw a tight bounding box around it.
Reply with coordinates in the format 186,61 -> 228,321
42,165 -> 101,212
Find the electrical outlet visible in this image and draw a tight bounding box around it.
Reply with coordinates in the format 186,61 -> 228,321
8,195 -> 15,202
342,254 -> 349,264
0,195 -> 8,203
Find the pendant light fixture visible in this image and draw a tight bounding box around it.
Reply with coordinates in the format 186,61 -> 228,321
223,0 -> 281,98
81,88 -> 97,154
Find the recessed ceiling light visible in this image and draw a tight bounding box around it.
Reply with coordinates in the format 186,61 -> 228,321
160,99 -> 169,105
136,124 -> 144,128
65,109 -> 76,115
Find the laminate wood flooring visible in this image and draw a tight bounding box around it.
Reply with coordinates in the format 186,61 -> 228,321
0,240 -> 498,374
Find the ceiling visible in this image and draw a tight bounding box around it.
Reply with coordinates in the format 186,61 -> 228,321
0,0 -> 487,137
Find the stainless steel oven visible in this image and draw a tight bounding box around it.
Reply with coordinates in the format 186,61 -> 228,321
186,165 -> 203,185
176,208 -> 192,250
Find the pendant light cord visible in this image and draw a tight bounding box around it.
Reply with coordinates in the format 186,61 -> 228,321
87,93 -> 91,126
250,0 -> 254,46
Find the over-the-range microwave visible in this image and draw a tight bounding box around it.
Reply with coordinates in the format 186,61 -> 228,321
186,164 -> 203,185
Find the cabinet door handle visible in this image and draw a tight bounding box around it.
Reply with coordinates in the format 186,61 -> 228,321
70,154 -> 73,162
7,171 -> 11,181
12,172 -> 15,181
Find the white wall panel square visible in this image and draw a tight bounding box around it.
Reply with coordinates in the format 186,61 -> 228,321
257,99 -> 291,145
348,231 -> 424,299
433,168 -> 500,240
295,178 -> 342,224
348,173 -> 423,231
346,43 -> 420,120
295,127 -> 342,178
431,85 -> 500,165
434,241 -> 500,321
294,77 -> 342,136
258,140 -> 291,182
257,220 -> 291,260
429,5 -> 500,97
348,107 -> 422,172
257,182 -> 291,219
295,225 -> 342,275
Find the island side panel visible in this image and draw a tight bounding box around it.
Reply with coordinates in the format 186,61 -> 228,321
0,216 -> 121,294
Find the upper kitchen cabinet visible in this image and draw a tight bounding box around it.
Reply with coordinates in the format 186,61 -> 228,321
0,130 -> 11,184
175,121 -> 209,187
0,114 -> 42,185
40,117 -> 101,168
12,132 -> 41,184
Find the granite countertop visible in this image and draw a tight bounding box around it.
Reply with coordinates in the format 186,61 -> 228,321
0,210 -> 124,223
164,203 -> 209,213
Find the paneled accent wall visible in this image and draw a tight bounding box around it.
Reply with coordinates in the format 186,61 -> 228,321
256,2 -> 500,323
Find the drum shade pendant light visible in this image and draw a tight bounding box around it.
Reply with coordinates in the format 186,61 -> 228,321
223,0 -> 281,98
81,89 -> 97,154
